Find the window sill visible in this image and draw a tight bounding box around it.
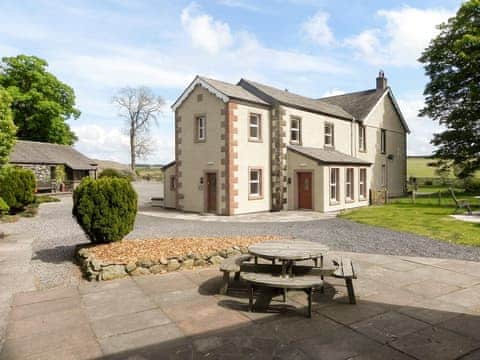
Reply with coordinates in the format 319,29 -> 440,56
359,197 -> 368,202
194,139 -> 207,143
345,199 -> 355,203
329,200 -> 340,206
248,138 -> 263,143
359,149 -> 367,153
248,195 -> 264,201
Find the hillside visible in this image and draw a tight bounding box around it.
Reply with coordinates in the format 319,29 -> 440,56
407,157 -> 480,179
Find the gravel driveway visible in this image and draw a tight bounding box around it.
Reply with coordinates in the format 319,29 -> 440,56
2,190 -> 479,290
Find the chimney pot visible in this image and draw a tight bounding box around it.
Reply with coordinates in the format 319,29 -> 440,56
376,70 -> 387,90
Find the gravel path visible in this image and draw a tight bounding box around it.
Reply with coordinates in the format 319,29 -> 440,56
2,192 -> 479,290
132,214 -> 480,262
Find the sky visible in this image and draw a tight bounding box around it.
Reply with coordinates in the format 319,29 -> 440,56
0,0 -> 462,164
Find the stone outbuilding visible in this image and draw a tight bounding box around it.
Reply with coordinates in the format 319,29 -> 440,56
9,140 -> 98,192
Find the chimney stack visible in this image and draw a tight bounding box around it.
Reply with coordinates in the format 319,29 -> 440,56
376,70 -> 387,90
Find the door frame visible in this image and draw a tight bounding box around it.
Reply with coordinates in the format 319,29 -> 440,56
203,170 -> 219,214
294,170 -> 314,210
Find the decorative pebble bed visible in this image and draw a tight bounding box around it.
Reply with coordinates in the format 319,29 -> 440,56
76,236 -> 278,281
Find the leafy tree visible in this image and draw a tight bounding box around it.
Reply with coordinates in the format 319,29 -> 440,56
0,86 -> 16,165
113,86 -> 164,171
419,0 -> 480,178
0,55 -> 80,145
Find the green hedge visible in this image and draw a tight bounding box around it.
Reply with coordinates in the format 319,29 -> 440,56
98,168 -> 134,182
465,178 -> 480,194
0,197 -> 9,215
0,167 -> 36,210
72,177 -> 137,243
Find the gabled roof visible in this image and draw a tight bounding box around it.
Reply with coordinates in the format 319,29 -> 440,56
319,88 -> 410,133
9,140 -> 97,170
171,76 -> 268,111
319,88 -> 386,121
288,145 -> 371,166
238,79 -> 354,121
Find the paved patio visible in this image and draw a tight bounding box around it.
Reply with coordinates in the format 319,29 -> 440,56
2,251 -> 480,360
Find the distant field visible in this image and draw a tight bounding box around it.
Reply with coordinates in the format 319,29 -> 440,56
136,166 -> 164,181
407,157 -> 454,178
407,157 -> 480,179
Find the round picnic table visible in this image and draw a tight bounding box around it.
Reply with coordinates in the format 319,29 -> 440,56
248,240 -> 329,278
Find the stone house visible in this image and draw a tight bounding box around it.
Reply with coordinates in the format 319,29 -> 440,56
163,72 -> 409,215
9,140 -> 97,192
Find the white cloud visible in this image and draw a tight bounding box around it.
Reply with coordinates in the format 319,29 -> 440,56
72,124 -> 130,163
397,97 -> 444,155
72,123 -> 175,164
217,0 -> 260,12
301,11 -> 334,46
344,29 -> 380,60
181,2 -> 233,54
345,7 -> 454,66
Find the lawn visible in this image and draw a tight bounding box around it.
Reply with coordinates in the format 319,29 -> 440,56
407,156 -> 480,179
340,189 -> 480,247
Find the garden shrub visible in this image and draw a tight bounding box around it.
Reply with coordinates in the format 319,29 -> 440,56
0,167 -> 36,210
464,178 -> 480,194
0,197 -> 9,215
73,177 -> 137,243
98,168 -> 134,182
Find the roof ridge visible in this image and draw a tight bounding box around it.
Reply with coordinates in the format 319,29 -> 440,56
318,88 -> 383,100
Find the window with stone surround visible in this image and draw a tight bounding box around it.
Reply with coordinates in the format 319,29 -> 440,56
290,117 -> 301,144
195,115 -> 206,142
325,123 -> 334,147
345,168 -> 354,201
359,168 -> 367,199
330,168 -> 340,203
249,168 -> 263,199
249,113 -> 261,141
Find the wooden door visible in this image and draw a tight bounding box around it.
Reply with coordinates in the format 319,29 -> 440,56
206,173 -> 217,213
297,172 -> 313,210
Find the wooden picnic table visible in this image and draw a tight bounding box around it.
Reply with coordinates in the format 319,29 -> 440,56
248,240 -> 329,278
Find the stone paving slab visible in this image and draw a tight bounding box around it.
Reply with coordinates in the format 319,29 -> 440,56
1,251 -> 480,359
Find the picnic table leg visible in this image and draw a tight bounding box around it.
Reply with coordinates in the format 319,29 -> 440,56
272,258 -> 276,265
320,256 -> 325,293
248,283 -> 254,312
254,256 -> 258,265
345,278 -> 356,304
220,272 -> 229,295
307,288 -> 312,318
282,288 -> 287,303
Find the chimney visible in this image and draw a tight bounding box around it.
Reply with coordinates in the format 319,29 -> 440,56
376,70 -> 387,90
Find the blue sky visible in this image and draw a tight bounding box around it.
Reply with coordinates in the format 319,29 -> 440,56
0,0 -> 462,164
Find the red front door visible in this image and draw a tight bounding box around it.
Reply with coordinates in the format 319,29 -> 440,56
298,172 -> 313,210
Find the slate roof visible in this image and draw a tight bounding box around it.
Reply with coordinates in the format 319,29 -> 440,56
10,140 -> 97,170
319,88 -> 387,121
199,77 -> 269,106
288,145 -> 371,166
238,79 -> 354,120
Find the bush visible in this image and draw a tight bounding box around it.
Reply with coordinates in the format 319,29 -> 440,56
0,197 -> 9,215
464,178 -> 480,194
73,177 -> 137,243
0,167 -> 36,210
98,168 -> 134,182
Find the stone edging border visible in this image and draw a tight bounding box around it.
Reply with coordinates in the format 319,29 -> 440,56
76,244 -> 249,281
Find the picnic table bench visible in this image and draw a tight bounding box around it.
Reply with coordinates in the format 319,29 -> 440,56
242,271 -> 324,318
219,254 -> 253,294
219,240 -> 358,317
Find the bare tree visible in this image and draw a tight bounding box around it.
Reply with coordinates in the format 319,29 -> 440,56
113,87 -> 164,171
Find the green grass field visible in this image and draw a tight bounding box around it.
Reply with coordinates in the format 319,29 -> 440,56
340,188 -> 480,246
407,157 -> 480,179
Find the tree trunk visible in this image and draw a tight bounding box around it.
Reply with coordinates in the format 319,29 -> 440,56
130,130 -> 136,172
